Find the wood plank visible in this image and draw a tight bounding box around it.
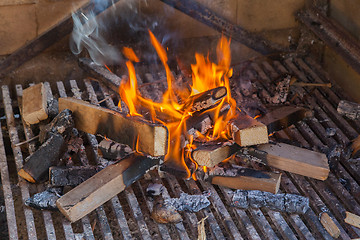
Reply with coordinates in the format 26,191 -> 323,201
191,143 -> 239,167
22,83 -> 48,125
244,143 -> 329,180
56,153 -> 160,223
58,97 -> 168,157
320,212 -> 340,238
229,111 -> 269,146
345,211 -> 360,229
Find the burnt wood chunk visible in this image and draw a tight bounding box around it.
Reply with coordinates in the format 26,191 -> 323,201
337,100 -> 360,120
320,212 -> 340,238
210,165 -> 281,194
182,87 -> 227,113
229,111 -> 268,146
25,188 -> 61,210
58,97 -> 168,157
232,190 -> 309,214
258,106 -> 312,134
56,154 -> 160,223
22,83 -> 48,125
252,143 -> 329,180
98,139 -> 133,160
192,143 -> 239,167
344,211 -> 360,229
18,134 -> 66,183
39,109 -> 74,143
49,166 -> 103,187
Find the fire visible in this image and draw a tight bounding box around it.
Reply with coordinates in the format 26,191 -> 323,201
118,31 -> 237,178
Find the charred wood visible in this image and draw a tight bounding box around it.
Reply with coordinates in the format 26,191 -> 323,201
337,100 -> 360,120
25,188 -> 62,210
98,138 -> 133,160
49,165 -> 103,187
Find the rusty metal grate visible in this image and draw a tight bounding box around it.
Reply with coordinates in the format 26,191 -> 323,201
1,57 -> 360,239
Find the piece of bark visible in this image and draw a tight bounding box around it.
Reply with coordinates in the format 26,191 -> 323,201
58,97 -> 168,157
22,83 -> 48,125
258,106 -> 312,134
344,211 -> 360,229
98,139 -> 133,160
337,100 -> 360,120
56,154 -> 160,222
25,188 -> 62,210
320,212 -> 340,238
209,164 -> 281,194
245,143 -> 330,180
228,111 -> 269,147
191,142 -> 239,167
181,86 -> 226,113
49,166 -> 103,187
18,134 -> 66,183
39,109 -> 74,143
232,190 -> 309,214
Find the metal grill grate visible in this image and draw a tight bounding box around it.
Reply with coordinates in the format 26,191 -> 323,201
1,57 -> 360,239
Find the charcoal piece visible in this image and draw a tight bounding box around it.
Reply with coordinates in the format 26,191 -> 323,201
247,190 -> 266,208
270,75 -> 290,104
165,192 -> 210,212
146,183 -> 164,197
49,165 -> 103,187
231,190 -> 249,208
47,98 -> 59,119
98,139 -> 133,160
265,193 -> 285,211
284,193 -> 309,214
39,109 -> 74,143
151,201 -> 182,224
25,188 -> 62,210
326,128 -> 336,137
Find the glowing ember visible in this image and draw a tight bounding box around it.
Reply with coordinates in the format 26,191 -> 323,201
118,31 -> 237,178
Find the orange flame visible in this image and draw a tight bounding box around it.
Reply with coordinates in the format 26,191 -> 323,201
118,31 -> 237,178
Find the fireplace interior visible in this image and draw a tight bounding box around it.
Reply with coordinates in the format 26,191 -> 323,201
1,1 -> 360,240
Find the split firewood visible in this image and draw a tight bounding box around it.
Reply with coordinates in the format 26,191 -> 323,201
22,83 -> 48,125
49,165 -> 104,187
56,153 -> 160,223
337,100 -> 360,120
25,188 -> 62,210
181,86 -> 227,113
320,212 -> 340,238
228,110 -> 269,147
191,142 -> 239,167
344,211 -> 360,229
18,134 -> 66,183
232,190 -> 310,214
258,106 -> 312,134
58,97 -> 168,157
98,138 -> 133,160
239,142 -> 330,180
208,164 -> 281,194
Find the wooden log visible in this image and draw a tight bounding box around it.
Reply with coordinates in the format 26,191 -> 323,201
242,143 -> 330,180
210,165 -> 281,194
258,106 -> 312,134
181,86 -> 226,113
320,212 -> 340,238
344,211 -> 360,229
231,190 -> 309,214
191,142 -> 239,167
337,100 -> 360,120
228,111 -> 269,147
22,83 -> 48,125
18,134 -> 66,183
49,166 -> 103,187
58,97 -> 168,157
56,153 -> 160,223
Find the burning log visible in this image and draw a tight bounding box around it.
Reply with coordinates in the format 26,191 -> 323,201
337,100 -> 360,120
191,142 -> 239,167
22,83 -> 48,125
49,166 -> 103,187
240,143 -> 330,180
229,111 -> 269,147
181,86 -> 227,113
56,153 -> 160,223
344,211 -> 360,229
231,190 -> 310,214
58,97 -> 168,157
18,134 -> 66,183
25,188 -> 62,210
208,164 -> 281,194
258,106 -> 312,134
320,212 -> 340,238
98,138 -> 133,160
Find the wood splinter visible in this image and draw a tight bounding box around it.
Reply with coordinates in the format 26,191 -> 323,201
320,212 -> 340,238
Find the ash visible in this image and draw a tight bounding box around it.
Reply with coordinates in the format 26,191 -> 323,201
25,188 -> 62,210
165,192 -> 211,212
